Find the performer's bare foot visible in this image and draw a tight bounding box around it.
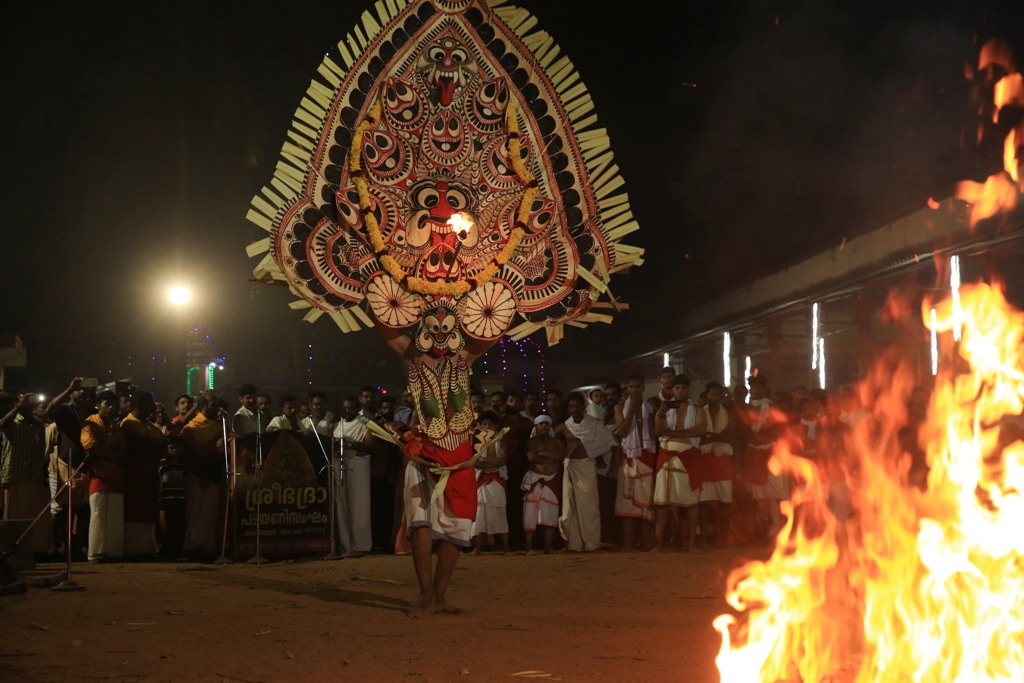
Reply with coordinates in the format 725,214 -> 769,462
543,546 -> 554,554
649,546 -> 661,553
470,547 -> 481,557
525,549 -> 538,556
408,594 -> 432,618
431,599 -> 464,615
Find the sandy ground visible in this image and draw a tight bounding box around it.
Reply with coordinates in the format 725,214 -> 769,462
0,548 -> 760,683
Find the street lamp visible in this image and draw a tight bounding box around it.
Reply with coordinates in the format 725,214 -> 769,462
169,286 -> 191,306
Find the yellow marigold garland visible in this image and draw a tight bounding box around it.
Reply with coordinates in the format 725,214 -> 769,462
346,95 -> 531,298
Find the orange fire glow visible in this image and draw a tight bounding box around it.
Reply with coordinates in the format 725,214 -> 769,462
715,282 -> 1024,683
954,41 -> 1024,227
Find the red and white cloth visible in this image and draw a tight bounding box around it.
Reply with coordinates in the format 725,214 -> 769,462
472,469 -> 508,536
654,402 -> 702,506
522,470 -> 560,531
701,404 -> 734,503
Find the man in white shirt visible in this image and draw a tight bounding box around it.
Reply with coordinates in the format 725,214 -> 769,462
700,381 -> 734,547
333,397 -> 375,555
232,384 -> 260,436
300,390 -> 334,436
267,395 -> 298,432
556,393 -> 617,552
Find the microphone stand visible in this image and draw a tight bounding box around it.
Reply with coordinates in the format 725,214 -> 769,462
246,410 -> 268,565
215,416 -> 235,565
52,449 -> 89,592
307,417 -> 342,561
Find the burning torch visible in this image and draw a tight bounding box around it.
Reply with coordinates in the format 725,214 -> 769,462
445,212 -> 474,281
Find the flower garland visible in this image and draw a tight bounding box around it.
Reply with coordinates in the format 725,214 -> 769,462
347,95 -> 533,298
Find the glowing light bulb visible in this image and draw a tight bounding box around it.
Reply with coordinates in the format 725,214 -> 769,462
169,286 -> 190,305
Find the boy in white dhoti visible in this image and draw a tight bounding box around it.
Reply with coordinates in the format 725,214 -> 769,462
653,376 -> 706,553
700,381 -> 734,547
614,373 -> 657,551
524,415 -> 562,555
333,397 -> 376,556
556,393 -> 616,552
471,411 -> 509,555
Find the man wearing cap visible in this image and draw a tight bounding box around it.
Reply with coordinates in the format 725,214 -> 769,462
523,414 -> 562,555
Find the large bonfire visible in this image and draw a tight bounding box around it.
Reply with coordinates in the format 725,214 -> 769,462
714,41 -> 1024,683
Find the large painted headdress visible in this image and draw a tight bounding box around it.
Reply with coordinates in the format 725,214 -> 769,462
245,0 -> 643,347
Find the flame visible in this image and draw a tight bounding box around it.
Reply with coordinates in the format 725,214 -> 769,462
955,41 -> 1024,228
715,283 -> 1024,683
446,212 -> 474,239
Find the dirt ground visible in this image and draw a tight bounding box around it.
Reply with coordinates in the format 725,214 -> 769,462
0,547 -> 760,683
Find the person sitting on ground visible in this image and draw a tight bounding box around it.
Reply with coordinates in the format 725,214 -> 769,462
471,410 -> 510,555
158,435 -> 188,561
523,414 -> 563,554
81,391 -> 128,562
232,384 -> 260,436
267,394 -> 299,432
653,375 -> 706,553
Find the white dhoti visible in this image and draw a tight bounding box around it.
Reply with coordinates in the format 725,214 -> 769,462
3,482 -> 53,554
699,477 -> 734,504
653,443 -> 701,507
336,454 -> 372,554
471,471 -> 508,536
522,471 -> 559,531
615,453 -> 655,521
559,457 -> 601,551
88,491 -> 124,561
405,461 -> 474,547
182,475 -> 219,557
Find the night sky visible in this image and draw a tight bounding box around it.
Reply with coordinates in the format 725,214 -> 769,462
2,0 -> 1022,393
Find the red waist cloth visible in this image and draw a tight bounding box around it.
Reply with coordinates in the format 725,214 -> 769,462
656,446 -> 704,491
744,444 -> 771,487
702,451 -> 733,483
477,470 -> 506,490
618,449 -> 657,472
403,432 -> 477,521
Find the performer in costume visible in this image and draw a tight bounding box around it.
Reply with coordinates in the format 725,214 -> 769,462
244,0 -> 642,612
556,392 -> 616,552
653,375 -> 706,553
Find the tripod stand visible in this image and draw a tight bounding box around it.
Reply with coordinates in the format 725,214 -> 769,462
306,417 -> 342,561
214,416 -> 235,565
52,451 -> 90,592
246,411 -> 268,565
